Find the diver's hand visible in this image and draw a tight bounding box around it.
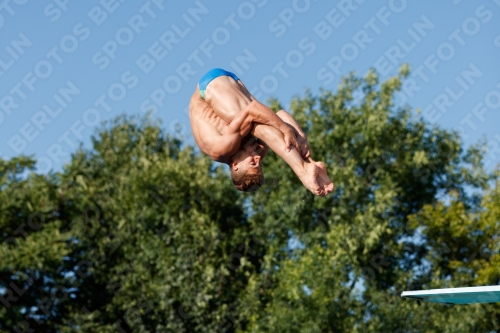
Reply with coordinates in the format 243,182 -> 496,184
283,123 -> 310,158
296,133 -> 311,159
281,126 -> 300,153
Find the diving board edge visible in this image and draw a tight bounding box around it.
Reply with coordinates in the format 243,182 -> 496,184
401,286 -> 500,304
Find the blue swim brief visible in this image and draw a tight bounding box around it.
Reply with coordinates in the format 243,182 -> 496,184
198,68 -> 239,100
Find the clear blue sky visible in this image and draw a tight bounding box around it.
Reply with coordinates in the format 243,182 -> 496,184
1,0 -> 499,173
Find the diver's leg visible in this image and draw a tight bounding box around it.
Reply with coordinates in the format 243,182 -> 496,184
250,123 -> 325,196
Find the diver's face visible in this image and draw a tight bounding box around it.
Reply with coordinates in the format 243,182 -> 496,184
231,139 -> 267,172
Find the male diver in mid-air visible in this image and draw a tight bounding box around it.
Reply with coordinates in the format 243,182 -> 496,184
189,68 -> 334,196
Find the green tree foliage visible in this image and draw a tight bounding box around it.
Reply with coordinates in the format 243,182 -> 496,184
1,68 -> 499,332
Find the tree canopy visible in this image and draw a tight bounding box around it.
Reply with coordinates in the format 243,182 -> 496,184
1,67 -> 499,332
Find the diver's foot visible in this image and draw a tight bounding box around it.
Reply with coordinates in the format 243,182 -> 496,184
300,161 -> 323,196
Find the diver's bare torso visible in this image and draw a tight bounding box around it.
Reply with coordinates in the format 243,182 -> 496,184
189,76 -> 255,164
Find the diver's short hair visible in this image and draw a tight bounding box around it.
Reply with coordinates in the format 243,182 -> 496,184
230,168 -> 264,192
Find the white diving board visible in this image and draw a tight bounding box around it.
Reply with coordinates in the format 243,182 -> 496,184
401,285 -> 500,305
